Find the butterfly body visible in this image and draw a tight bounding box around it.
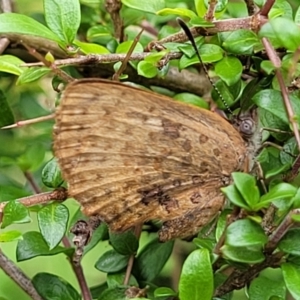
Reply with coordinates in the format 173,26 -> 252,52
54,79 -> 247,240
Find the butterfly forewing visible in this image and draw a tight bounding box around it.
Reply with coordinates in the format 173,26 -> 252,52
54,79 -> 247,240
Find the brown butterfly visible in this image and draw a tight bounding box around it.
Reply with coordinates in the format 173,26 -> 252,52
54,78 -> 258,241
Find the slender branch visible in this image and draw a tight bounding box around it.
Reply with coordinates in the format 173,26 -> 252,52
105,0 -> 123,40
24,171 -> 42,194
260,0 -> 276,16
0,188 -> 68,213
245,0 -> 257,15
1,114 -> 55,129
205,0 -> 218,21
62,237 -> 92,300
0,248 -> 43,300
262,38 -> 300,152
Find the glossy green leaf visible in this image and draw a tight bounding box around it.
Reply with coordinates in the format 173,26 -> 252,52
215,56 -> 242,86
0,13 -> 61,43
74,40 -> 110,54
282,263 -> 300,299
137,61 -> 158,78
262,18 -> 300,51
2,200 -> 30,228
44,0 -> 81,44
121,0 -> 165,13
95,249 -> 129,273
37,203 -> 68,250
154,287 -> 177,298
156,8 -> 197,18
226,219 -> 267,247
42,157 -> 64,188
179,44 -> 223,69
221,245 -> 265,263
0,55 -> 24,75
17,67 -> 51,85
0,90 -> 14,127
107,272 -> 138,288
232,172 -> 260,209
133,238 -> 174,281
178,248 -> 213,300
173,93 -> 209,109
253,90 -> 300,126
109,230 -> 139,255
16,231 -> 73,261
222,29 -> 259,55
258,183 -> 297,208
32,272 -> 80,300
278,228 -> 300,255
248,275 -> 286,300
144,49 -> 169,64
0,230 -> 22,242
98,286 -> 127,300
221,184 -> 249,210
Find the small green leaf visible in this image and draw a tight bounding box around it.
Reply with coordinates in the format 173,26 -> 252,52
282,263 -> 300,299
156,8 -> 197,19
116,41 -> 143,54
95,249 -> 129,273
74,40 -> 110,54
121,0 -> 165,14
144,49 -> 169,64
37,203 -> 69,250
261,18 -> 300,51
179,248 -> 213,300
17,67 -> 51,84
259,183 -> 297,206
16,231 -> 73,261
253,90 -> 300,126
109,230 -> 139,255
133,238 -> 174,281
32,272 -> 81,300
221,184 -> 249,210
225,219 -> 268,247
137,61 -> 158,78
42,157 -> 64,188
215,56 -> 243,86
2,200 -> 30,228
44,0 -> 81,44
248,275 -> 286,300
173,93 -> 209,109
0,230 -> 22,242
232,172 -> 260,209
221,245 -> 265,263
179,44 -> 223,69
154,287 -> 177,298
107,272 -> 138,288
222,29 -> 259,55
0,13 -> 61,43
0,55 -> 24,75
0,90 -> 14,127
278,228 -> 300,255
98,286 -> 127,300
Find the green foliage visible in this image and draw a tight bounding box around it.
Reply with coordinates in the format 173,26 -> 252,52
0,0 -> 300,300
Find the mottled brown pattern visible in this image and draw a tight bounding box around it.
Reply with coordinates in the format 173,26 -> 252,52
54,79 -> 247,241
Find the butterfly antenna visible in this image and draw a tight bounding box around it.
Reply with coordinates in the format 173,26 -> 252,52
177,18 -> 232,113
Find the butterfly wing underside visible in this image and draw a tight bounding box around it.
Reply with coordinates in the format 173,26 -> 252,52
54,79 -> 246,240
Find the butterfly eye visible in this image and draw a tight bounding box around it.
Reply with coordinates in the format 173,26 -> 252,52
239,118 -> 255,137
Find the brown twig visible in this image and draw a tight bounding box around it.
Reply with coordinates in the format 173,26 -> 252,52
0,0 -> 13,54
245,0 -> 257,15
123,224 -> 142,286
105,0 -> 123,41
0,188 -> 68,213
112,29 -> 144,81
24,171 -> 42,194
1,114 -> 55,129
204,0 -> 218,21
260,0 -> 275,17
0,248 -> 43,300
62,237 -> 92,300
261,38 -> 300,152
